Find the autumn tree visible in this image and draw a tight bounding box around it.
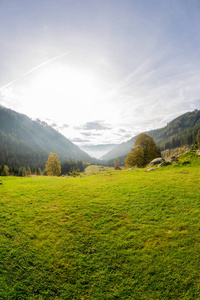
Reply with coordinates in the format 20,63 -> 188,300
46,152 -> 61,176
1,165 -> 9,176
125,133 -> 159,168
114,157 -> 121,170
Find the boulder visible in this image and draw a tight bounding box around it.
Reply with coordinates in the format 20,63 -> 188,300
197,150 -> 200,156
158,161 -> 166,167
147,168 -> 155,172
150,157 -> 165,166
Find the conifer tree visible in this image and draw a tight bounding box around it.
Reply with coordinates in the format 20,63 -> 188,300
196,129 -> 200,148
27,166 -> 31,176
18,167 -> 27,177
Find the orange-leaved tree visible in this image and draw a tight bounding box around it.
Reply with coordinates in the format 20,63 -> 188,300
125,133 -> 159,168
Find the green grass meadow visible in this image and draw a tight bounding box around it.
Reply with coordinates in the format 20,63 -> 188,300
0,152 -> 200,299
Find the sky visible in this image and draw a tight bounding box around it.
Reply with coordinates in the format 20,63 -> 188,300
0,0 -> 200,154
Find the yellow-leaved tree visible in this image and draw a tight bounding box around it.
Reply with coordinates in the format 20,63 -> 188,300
46,152 -> 61,176
125,133 -> 159,168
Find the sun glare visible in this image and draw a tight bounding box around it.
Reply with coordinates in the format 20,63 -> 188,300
10,62 -> 117,129
21,63 -> 107,123
32,64 -> 96,100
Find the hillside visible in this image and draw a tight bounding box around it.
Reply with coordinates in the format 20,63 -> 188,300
0,105 -> 93,168
101,109 -> 200,161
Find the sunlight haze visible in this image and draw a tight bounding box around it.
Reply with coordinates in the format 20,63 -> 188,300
0,0 -> 200,154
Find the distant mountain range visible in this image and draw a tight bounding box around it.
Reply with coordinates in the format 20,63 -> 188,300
1,105 -> 200,169
101,109 -> 200,161
80,144 -> 118,159
0,105 -> 93,169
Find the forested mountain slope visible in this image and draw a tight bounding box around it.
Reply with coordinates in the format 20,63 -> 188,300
101,109 -> 200,161
0,105 -> 93,168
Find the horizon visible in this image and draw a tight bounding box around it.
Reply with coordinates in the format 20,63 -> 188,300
0,0 -> 200,151
1,103 -> 199,159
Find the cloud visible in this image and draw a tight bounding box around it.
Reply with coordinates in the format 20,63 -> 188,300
118,128 -> 127,133
50,122 -> 69,130
73,125 -> 82,130
60,123 -> 69,129
113,129 -> 134,139
50,123 -> 58,128
122,133 -> 134,139
35,119 -> 48,126
81,132 -> 102,137
0,52 -> 68,91
83,121 -> 112,131
1,1 -> 200,149
71,138 -> 90,143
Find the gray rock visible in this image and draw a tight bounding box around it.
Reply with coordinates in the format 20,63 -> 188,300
150,157 -> 165,166
158,161 -> 166,167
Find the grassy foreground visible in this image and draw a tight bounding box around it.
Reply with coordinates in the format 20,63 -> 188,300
0,153 -> 200,299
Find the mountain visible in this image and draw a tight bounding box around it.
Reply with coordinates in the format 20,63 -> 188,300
101,109 -> 200,161
100,139 -> 137,161
80,144 -> 118,159
0,105 -> 93,169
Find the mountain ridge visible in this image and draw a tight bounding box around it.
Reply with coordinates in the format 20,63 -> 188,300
1,105 -> 200,168
101,109 -> 200,161
0,105 -> 93,168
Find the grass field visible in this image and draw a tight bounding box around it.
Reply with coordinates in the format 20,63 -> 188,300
84,165 -> 114,176
0,151 -> 200,299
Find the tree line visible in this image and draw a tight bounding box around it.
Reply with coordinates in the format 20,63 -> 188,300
45,153 -> 90,176
1,129 -> 200,176
159,126 -> 200,151
0,130 -> 47,170
0,153 -> 89,177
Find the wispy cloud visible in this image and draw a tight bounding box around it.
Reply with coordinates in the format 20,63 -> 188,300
81,132 -> 102,137
0,0 -> 200,149
0,52 -> 68,91
71,138 -> 90,143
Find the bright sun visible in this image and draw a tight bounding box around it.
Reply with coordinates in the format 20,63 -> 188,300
13,62 -> 116,128
32,64 -> 97,100
24,63 -> 104,123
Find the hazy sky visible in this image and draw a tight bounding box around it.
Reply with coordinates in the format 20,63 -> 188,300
0,0 -> 200,147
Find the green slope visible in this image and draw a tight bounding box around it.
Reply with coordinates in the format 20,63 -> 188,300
0,105 -> 93,168
101,109 -> 200,161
